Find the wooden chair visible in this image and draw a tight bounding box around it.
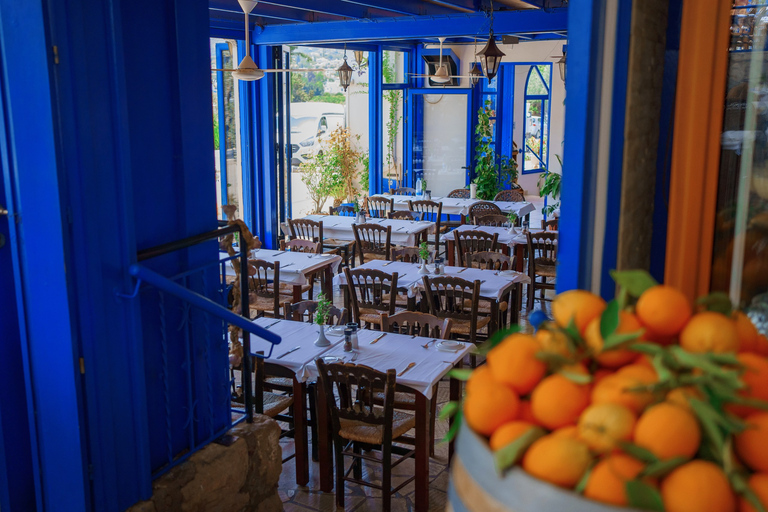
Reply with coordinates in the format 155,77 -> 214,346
448,188 -> 470,198
284,300 -> 348,325
329,205 -> 356,216
526,232 -> 558,312
290,216 -> 355,267
390,187 -> 417,196
367,195 -> 394,219
352,223 -> 392,265
380,311 -> 452,339
279,238 -> 321,253
475,213 -> 514,227
315,360 -> 416,511
388,210 -> 418,221
542,218 -> 559,231
467,201 -> 502,224
343,267 -> 398,329
409,199 -> 443,254
422,275 -> 489,367
494,189 -> 526,202
466,251 -> 513,271
454,230 -> 499,267
247,260 -> 292,318
390,246 -> 420,263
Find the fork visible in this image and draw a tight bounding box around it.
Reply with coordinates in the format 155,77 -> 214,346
422,339 -> 437,349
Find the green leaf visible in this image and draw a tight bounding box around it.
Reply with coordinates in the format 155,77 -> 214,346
560,371 -> 593,384
696,292 -> 733,316
535,351 -> 577,367
447,369 -> 474,381
689,398 -> 726,454
618,441 -> 660,464
610,270 -> 659,298
476,325 -> 521,355
493,426 -> 546,473
602,330 -> 645,351
574,462 -> 595,495
626,480 -> 665,512
736,472 -> 768,512
600,300 -> 620,340
651,354 -> 674,382
729,395 -> 768,411
440,408 -> 463,444
564,318 -> 584,347
438,401 -> 460,421
641,456 -> 689,478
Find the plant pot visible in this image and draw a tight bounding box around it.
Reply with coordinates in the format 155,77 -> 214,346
314,325 -> 331,347
448,418 -> 644,512
470,183 -> 477,199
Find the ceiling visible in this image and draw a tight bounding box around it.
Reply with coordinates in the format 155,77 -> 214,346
209,0 -> 568,45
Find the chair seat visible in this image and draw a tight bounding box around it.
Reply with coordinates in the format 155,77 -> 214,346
265,376 -> 293,389
359,307 -> 405,326
263,391 -> 293,418
449,316 -> 491,335
383,293 -> 410,307
362,253 -> 387,263
339,409 -> 416,444
279,282 -> 312,294
478,300 -> 508,314
535,265 -> 557,278
373,391 -> 417,406
250,293 -> 293,312
324,239 -> 355,249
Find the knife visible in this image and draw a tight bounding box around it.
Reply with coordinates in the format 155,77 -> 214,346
263,319 -> 281,329
369,333 -> 387,344
398,362 -> 416,377
276,346 -> 301,359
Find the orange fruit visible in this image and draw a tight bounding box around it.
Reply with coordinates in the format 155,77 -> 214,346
636,285 -> 692,337
464,380 -> 520,437
530,374 -> 591,429
617,363 -> 658,384
577,403 -> 637,453
522,435 -> 592,488
585,311 -> 644,368
735,312 -> 760,354
465,365 -> 495,395
739,473 -> 768,512
635,402 -> 701,459
728,353 -> 768,417
593,368 -> 613,385
489,420 -> 536,451
487,333 -> 547,395
661,460 -> 736,512
680,311 -> 740,354
666,386 -> 700,412
756,335 -> 768,357
584,454 -> 646,506
551,425 -> 579,439
536,327 -> 572,358
591,373 -> 655,414
552,290 -> 607,335
735,413 -> 768,472
518,399 -> 537,423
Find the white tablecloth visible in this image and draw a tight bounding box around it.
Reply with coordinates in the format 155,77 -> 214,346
301,215 -> 434,247
248,317 -> 345,383
333,259 -> 530,302
442,225 -> 555,248
304,329 -> 471,400
220,249 -> 341,286
381,194 -> 535,218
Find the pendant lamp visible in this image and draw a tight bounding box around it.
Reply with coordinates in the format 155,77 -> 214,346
469,62 -> 483,86
338,46 -> 353,91
477,0 -> 505,81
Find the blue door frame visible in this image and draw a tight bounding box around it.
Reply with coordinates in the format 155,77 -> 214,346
215,43 -> 229,217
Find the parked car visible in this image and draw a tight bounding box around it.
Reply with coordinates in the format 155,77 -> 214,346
526,114 -> 541,138
290,102 -> 345,167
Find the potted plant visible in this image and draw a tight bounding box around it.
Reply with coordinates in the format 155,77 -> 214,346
538,155 -> 562,217
418,241 -> 431,274
472,100 -> 519,200
506,212 -> 518,235
314,292 -> 332,347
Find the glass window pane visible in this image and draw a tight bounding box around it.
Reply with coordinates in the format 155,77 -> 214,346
526,70 -> 547,95
383,89 -> 404,187
383,51 -> 406,84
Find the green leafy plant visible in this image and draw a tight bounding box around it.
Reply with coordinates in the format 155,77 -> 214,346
418,241 -> 430,262
472,100 -> 518,200
538,154 -> 562,216
352,198 -> 360,213
383,52 -> 402,173
315,292 -> 332,326
421,179 -> 427,193
506,212 -> 518,226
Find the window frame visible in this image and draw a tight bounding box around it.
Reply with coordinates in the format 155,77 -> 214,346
522,64 -> 552,175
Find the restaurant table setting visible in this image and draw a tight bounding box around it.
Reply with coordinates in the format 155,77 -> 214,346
381,194 -> 536,218
442,224 -> 552,247
300,214 -> 434,247
219,248 -> 341,286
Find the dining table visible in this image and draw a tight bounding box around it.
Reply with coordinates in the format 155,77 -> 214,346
220,248 -> 342,302
303,328 -> 472,512
380,194 -> 536,223
442,225 -> 555,272
300,214 -> 435,247
334,259 -> 531,325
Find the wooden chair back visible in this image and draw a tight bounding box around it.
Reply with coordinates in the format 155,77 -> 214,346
455,230 -> 499,266
247,259 -> 281,316
542,218 -> 559,231
494,189 -> 525,202
283,300 -> 348,325
408,199 -> 442,225
422,275 -> 481,335
475,213 -> 512,227
329,205 -> 356,216
467,251 -> 513,271
447,188 -> 470,199
390,187 -> 416,196
468,201 -> 502,224
527,232 -> 558,276
280,239 -> 321,253
366,196 -> 394,219
343,267 -> 398,324
390,246 -> 420,263
289,218 -> 323,242
352,223 -> 392,264
388,210 -> 417,221
380,311 -> 452,339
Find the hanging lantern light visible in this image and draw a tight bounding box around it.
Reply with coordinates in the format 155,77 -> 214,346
337,46 -> 353,91
469,62 -> 483,87
557,49 -> 567,83
477,32 -> 505,81
354,50 -> 366,69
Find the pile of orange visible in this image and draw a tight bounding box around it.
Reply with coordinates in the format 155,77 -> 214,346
462,283 -> 768,512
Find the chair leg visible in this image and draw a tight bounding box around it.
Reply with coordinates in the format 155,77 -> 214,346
308,383 -> 319,462
352,443 -> 363,480
382,442 -> 392,512
334,442 -> 345,509
527,282 -> 535,312
429,397 -> 437,458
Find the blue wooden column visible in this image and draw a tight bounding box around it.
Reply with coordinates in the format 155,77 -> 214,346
369,47 -> 384,196
255,45 -> 280,248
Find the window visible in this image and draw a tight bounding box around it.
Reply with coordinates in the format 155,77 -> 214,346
522,65 -> 551,174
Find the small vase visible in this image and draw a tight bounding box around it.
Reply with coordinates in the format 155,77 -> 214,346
470,183 -> 477,199
314,325 -> 331,347
419,259 -> 430,275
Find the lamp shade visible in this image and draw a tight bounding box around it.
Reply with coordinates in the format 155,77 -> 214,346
557,51 -> 566,83
354,50 -> 365,68
337,57 -> 353,91
476,33 -> 505,81
469,62 -> 483,86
